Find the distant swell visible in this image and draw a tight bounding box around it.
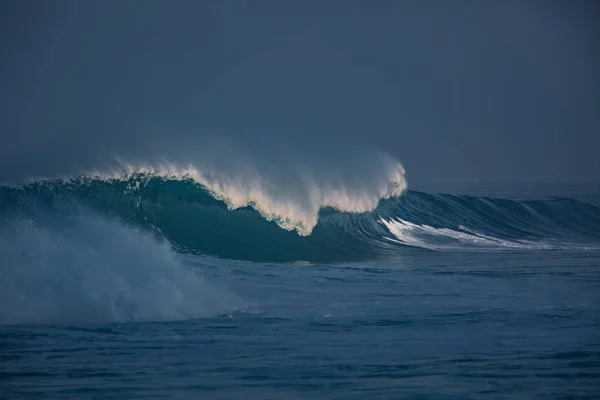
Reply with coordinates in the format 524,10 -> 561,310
1,174 -> 599,262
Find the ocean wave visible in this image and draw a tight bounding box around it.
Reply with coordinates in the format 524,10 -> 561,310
1,174 -> 599,262
8,159 -> 407,236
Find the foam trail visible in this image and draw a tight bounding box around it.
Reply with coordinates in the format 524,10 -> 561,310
380,218 -> 558,251
0,213 -> 244,325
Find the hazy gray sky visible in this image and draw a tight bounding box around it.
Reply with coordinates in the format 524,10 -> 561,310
1,0 -> 599,184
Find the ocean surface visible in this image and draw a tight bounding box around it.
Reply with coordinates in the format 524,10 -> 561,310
1,176 -> 599,399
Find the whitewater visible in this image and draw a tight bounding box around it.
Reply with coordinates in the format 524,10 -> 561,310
1,159 -> 600,399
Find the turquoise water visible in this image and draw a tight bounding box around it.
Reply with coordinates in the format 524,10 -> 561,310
1,180 -> 599,399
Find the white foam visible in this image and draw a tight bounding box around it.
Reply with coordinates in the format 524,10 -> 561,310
379,217 -> 557,251
0,213 -> 244,325
42,155 -> 407,236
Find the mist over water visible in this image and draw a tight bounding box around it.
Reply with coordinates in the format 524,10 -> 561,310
0,212 -> 244,325
1,132 -> 407,235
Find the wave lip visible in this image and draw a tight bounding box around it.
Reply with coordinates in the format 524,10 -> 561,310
51,157 -> 407,236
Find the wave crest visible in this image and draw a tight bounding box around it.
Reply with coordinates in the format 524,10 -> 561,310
2,174 -> 598,263
46,158 -> 407,236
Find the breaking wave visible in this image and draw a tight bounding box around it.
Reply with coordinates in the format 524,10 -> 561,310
1,172 -> 599,263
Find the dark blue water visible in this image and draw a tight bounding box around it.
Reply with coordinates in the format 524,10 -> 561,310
1,181 -> 599,399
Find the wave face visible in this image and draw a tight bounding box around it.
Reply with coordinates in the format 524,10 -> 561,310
1,174 -> 599,263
